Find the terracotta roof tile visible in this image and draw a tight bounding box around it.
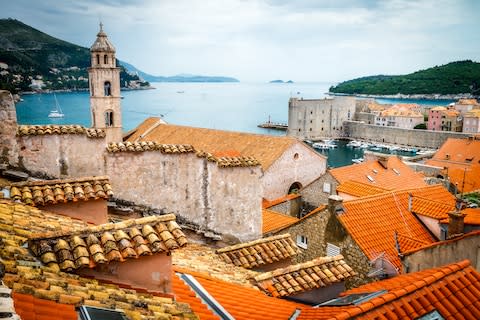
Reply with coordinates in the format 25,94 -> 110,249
411,196 -> 455,220
426,138 -> 480,193
339,189 -> 436,270
216,234 -> 299,269
457,98 -> 479,105
439,208 -> 480,225
28,214 -> 187,272
106,141 -> 195,153
262,209 -> 299,234
0,200 -> 197,319
126,118 -> 303,170
173,268 -> 303,320
196,150 -> 261,168
17,125 -> 105,138
336,180 -> 389,198
13,293 -> 77,320
253,255 -> 356,297
396,233 -> 430,253
7,176 -> 113,207
331,156 -> 427,191
263,193 -> 301,208
298,260 -> 480,319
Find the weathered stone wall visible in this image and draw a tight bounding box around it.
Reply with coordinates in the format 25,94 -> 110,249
345,121 -> 471,148
16,135 -> 106,178
262,142 -> 327,200
269,209 -> 372,288
402,232 -> 480,272
299,172 -> 338,207
106,151 -> 262,242
0,91 -> 19,165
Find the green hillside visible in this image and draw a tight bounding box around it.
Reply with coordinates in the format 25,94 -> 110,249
0,18 -> 148,93
329,60 -> 480,96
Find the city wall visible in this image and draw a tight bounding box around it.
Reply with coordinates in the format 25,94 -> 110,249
345,121 -> 471,148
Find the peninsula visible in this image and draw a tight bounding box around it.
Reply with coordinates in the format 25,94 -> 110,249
329,60 -> 480,99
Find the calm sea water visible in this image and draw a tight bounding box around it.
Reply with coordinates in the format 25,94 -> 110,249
15,82 -> 454,167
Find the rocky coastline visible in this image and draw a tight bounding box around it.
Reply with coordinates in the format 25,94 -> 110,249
329,92 -> 478,100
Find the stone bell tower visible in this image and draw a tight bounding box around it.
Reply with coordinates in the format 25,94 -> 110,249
88,23 -> 122,143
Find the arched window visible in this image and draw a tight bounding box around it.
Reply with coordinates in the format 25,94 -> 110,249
105,110 -> 113,127
96,54 -> 100,65
104,81 -> 111,96
104,55 -> 108,64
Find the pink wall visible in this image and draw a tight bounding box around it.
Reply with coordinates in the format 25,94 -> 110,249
40,199 -> 108,225
78,254 -> 173,293
428,110 -> 443,131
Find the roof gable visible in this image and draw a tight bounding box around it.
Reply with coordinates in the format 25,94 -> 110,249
126,118 -> 301,170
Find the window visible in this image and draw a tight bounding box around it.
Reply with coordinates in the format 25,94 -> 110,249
293,153 -> 299,160
296,235 -> 308,249
105,110 -> 113,127
104,54 -> 108,64
78,306 -> 128,320
104,81 -> 112,96
326,243 -> 340,257
323,182 -> 331,193
96,54 -> 100,65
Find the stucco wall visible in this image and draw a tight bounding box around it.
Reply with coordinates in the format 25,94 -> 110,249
402,232 -> 480,273
345,121 -> 471,148
40,199 -> 108,225
416,214 -> 441,240
16,135 -> 105,178
106,151 -> 262,242
263,142 -> 327,200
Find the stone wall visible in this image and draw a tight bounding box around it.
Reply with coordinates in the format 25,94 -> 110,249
299,172 -> 338,207
402,232 -> 480,272
262,142 -> 327,200
105,151 -> 262,242
345,121 -> 472,148
268,207 -> 373,288
0,91 -> 19,165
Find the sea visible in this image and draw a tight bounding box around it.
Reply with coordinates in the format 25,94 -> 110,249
15,82 -> 454,168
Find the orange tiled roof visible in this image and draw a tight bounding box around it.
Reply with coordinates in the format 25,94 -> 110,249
402,230 -> 480,255
173,267 -> 304,320
439,208 -> 480,225
396,232 -> 430,253
411,195 -> 455,220
457,98 -> 479,105
216,234 -> 299,269
29,214 -> 187,272
17,125 -> 105,138
430,106 -> 447,111
426,138 -> 480,192
298,260 -> 480,319
13,293 -> 77,320
330,156 -> 427,190
253,255 -> 356,297
106,141 -> 195,153
336,180 -> 388,198
465,109 -> 480,117
339,190 -> 435,270
0,200 -> 197,319
263,193 -> 301,208
8,176 -> 113,207
262,209 -> 298,234
126,118 -> 305,170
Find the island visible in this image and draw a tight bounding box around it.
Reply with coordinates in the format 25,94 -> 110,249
269,80 -> 294,83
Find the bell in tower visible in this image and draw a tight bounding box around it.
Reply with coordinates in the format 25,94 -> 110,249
88,23 -> 123,143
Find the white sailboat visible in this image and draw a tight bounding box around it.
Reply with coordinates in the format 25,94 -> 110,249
48,94 -> 65,118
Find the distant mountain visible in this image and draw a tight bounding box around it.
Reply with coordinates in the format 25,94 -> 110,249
329,60 -> 480,96
120,62 -> 239,83
269,80 -> 294,83
0,18 -> 149,93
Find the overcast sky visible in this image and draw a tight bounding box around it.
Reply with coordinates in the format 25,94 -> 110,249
2,0 -> 479,82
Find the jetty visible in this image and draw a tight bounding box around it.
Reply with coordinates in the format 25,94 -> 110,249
258,116 -> 288,131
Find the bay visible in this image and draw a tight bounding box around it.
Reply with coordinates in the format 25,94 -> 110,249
15,82 -> 454,168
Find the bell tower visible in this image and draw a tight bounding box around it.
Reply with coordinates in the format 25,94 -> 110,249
88,23 -> 122,143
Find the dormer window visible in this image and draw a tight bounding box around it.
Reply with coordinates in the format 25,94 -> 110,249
104,81 -> 111,96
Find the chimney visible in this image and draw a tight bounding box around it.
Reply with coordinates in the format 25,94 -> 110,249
447,198 -> 466,239
328,195 -> 344,215
408,193 -> 413,212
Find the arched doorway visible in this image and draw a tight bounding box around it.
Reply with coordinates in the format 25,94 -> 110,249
288,182 -> 302,194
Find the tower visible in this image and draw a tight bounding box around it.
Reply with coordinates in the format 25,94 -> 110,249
88,23 -> 122,143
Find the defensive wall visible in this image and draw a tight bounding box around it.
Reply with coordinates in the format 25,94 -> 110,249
344,121 -> 471,149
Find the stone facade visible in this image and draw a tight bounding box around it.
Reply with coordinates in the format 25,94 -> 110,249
345,121 -> 471,148
0,91 -> 19,166
401,232 -> 480,273
287,96 -> 356,140
262,141 -> 327,200
266,198 -> 373,289
299,172 -> 338,207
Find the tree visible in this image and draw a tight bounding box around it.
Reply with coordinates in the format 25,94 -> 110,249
414,123 -> 427,130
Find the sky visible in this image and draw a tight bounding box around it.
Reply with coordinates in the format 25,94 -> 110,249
2,0 -> 479,82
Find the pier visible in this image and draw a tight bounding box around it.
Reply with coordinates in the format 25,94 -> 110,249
258,116 -> 288,131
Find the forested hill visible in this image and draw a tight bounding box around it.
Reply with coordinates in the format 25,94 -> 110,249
0,18 -> 148,93
329,61 -> 480,96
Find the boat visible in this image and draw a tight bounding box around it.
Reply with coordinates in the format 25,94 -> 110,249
312,142 -> 335,150
48,94 -> 64,118
352,158 -> 364,164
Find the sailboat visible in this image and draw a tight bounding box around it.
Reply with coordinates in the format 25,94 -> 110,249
48,93 -> 65,118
